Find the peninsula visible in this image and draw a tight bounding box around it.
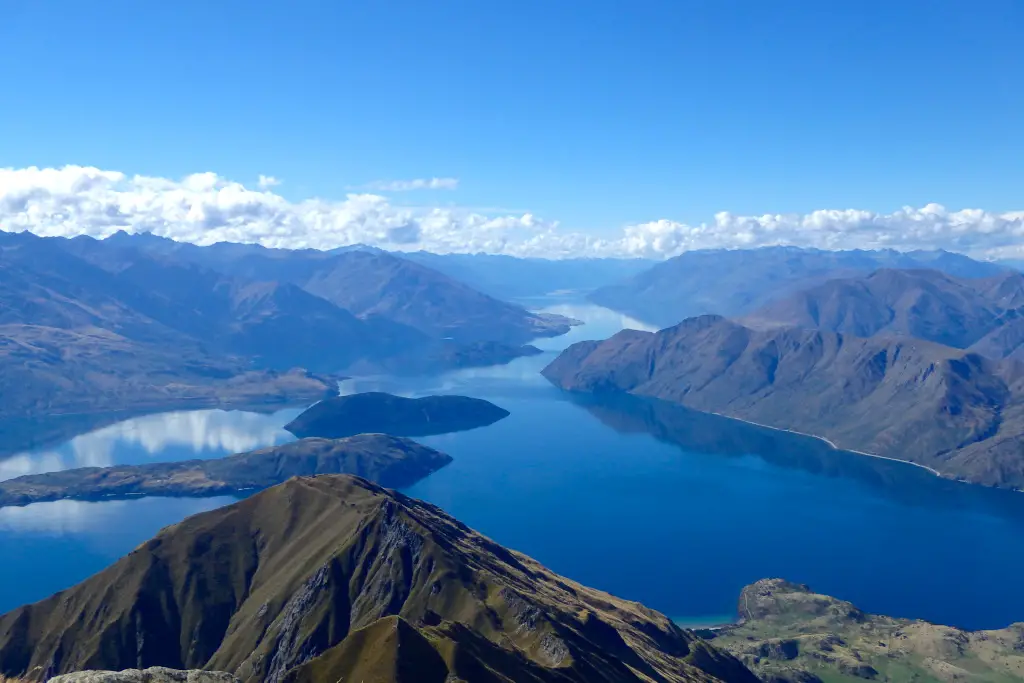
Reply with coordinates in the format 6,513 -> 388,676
0,434 -> 451,508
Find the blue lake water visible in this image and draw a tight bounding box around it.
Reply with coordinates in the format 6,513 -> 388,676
1,301 -> 1022,630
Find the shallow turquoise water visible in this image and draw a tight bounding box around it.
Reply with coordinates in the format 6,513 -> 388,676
1,302 -> 1022,630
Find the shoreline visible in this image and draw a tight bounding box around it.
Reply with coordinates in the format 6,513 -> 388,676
703,410 -> 945,478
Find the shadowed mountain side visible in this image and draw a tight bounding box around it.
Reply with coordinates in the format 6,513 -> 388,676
284,392 -> 510,439
588,247 -> 1008,328
563,392 -> 1024,523
543,315 -> 1024,488
0,475 -> 759,683
0,434 -> 451,508
712,579 -> 1024,683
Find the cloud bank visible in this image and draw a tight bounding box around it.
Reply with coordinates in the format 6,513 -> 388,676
2,165 -> 1024,260
358,177 -> 460,191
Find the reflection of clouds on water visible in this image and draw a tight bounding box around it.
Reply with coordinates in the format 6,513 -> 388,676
0,408 -> 301,481
77,409 -> 298,458
0,497 -> 231,535
0,452 -> 67,480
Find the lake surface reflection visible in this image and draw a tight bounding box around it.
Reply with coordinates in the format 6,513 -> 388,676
0,301 -> 1022,631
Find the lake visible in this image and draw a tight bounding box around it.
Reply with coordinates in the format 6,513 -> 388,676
1,300 -> 1022,631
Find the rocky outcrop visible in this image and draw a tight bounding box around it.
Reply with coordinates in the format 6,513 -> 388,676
48,669 -> 236,683
713,580 -> 1024,683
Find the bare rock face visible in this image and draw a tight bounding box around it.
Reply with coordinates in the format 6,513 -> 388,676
48,668 -> 237,683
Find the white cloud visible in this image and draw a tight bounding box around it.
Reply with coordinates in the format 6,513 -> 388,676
358,177 -> 460,191
3,165 -> 1024,260
257,174 -> 281,189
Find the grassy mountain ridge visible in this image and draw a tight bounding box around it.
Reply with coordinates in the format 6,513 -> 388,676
0,475 -> 758,683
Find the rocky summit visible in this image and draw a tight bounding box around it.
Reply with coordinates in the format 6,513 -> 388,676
0,475 -> 758,683
48,669 -> 237,683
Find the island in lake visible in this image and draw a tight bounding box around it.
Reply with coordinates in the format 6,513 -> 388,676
0,433 -> 452,508
284,391 -> 510,439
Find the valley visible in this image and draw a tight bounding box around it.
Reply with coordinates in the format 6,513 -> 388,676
5,245 -> 1024,682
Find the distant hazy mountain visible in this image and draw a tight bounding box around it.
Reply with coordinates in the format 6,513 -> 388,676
744,268 -> 1024,359
543,315 -> 1024,488
0,474 -> 758,683
401,251 -> 655,299
0,232 -> 337,415
0,230 -> 570,417
589,246 -> 1009,328
55,236 -> 427,370
300,250 -> 572,343
92,232 -> 573,345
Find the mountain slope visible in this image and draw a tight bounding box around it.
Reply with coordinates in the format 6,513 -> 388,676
542,315 -> 1024,487
86,233 -> 574,345
742,268 -> 1006,348
300,250 -> 572,344
57,236 -> 427,370
0,475 -> 758,683
588,247 -> 1008,328
744,268 -> 1024,362
0,325 -> 335,417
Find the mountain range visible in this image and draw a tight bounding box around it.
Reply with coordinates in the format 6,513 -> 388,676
588,246 -> 1011,328
0,231 -> 574,417
742,267 -> 1024,360
87,232 -> 572,344
543,315 -> 1024,488
0,474 -> 759,683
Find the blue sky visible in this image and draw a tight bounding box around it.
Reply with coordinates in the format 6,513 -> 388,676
1,1 -> 1023,256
